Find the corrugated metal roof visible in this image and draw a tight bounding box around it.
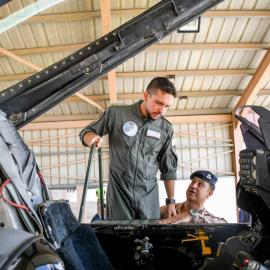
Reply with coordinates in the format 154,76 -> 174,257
0,0 -> 269,121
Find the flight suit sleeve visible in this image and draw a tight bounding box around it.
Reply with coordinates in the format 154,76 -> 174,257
79,107 -> 113,146
158,126 -> 178,180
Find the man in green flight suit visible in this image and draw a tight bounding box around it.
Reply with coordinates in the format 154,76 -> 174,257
80,77 -> 178,220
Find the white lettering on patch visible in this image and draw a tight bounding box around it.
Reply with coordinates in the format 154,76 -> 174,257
146,129 -> 161,139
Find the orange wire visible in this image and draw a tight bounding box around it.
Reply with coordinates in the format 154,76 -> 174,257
0,179 -> 29,211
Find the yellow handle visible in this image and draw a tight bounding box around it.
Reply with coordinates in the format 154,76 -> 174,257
181,229 -> 212,256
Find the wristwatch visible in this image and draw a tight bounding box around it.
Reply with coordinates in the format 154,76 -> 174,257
165,198 -> 175,205
189,209 -> 198,218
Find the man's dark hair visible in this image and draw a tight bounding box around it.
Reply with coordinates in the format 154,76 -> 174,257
146,77 -> 177,98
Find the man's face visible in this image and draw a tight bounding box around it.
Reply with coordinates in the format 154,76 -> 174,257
143,89 -> 174,120
186,177 -> 213,205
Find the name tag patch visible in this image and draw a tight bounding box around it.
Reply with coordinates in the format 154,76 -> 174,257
146,129 -> 161,139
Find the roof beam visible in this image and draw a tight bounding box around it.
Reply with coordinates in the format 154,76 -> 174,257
22,113 -> 232,130
259,89 -> 270,95
1,10 -> 267,23
235,49 -> 270,108
60,89 -> 270,103
66,90 -> 242,103
74,92 -> 104,111
231,112 -> 243,182
165,108 -> 231,116
2,43 -> 269,57
0,47 -> 42,71
205,10 -> 270,17
100,0 -> 117,104
117,69 -> 255,78
0,47 -> 104,111
26,108 -> 231,123
0,69 -> 255,83
151,43 -> 270,51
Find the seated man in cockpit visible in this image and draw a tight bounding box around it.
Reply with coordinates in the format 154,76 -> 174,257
160,170 -> 227,224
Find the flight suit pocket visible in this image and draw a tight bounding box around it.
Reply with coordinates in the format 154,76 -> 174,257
145,176 -> 157,194
138,174 -> 157,193
142,130 -> 164,177
142,138 -> 162,178
143,136 -> 163,156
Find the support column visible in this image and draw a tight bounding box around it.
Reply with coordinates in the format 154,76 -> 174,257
231,110 -> 244,222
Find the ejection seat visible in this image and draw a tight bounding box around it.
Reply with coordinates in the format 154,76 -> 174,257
38,200 -> 112,270
37,147 -> 111,270
0,109 -> 112,270
200,106 -> 270,270
235,106 -> 270,231
0,109 -> 49,234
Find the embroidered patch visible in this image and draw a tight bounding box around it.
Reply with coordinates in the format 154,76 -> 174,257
123,121 -> 138,137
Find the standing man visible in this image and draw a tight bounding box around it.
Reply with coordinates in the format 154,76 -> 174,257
160,170 -> 227,224
80,77 -> 178,220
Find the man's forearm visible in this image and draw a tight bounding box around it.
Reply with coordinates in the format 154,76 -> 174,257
160,212 -> 192,224
164,179 -> 175,199
163,180 -> 177,217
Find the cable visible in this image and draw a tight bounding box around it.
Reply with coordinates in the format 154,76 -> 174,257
0,179 -> 29,211
37,171 -> 45,185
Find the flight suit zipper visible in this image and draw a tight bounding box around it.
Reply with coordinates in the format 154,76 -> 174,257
132,121 -> 147,215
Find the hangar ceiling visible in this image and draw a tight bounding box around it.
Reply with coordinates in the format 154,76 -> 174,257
0,0 -> 269,129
